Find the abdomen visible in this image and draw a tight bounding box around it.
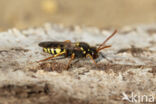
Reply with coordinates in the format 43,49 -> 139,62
43,48 -> 66,55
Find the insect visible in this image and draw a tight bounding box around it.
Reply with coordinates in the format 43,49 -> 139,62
37,30 -> 117,70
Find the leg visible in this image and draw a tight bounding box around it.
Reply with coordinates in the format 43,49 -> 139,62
64,40 -> 71,43
87,54 -> 98,67
100,52 -> 113,63
37,52 -> 65,62
66,53 -> 75,70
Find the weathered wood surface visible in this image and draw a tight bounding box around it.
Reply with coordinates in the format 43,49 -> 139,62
0,24 -> 155,104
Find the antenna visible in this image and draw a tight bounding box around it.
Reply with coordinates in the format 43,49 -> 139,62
97,30 -> 117,52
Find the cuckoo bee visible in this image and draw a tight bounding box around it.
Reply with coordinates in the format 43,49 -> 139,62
38,30 -> 117,69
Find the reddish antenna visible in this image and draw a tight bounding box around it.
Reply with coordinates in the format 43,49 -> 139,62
97,30 -> 117,52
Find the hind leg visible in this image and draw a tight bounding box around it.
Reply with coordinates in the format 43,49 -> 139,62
66,53 -> 75,70
64,40 -> 71,43
37,52 -> 66,62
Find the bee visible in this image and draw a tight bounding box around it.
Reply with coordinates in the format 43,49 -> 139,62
38,30 -> 117,70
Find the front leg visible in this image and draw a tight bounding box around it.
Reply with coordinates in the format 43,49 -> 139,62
86,54 -> 98,67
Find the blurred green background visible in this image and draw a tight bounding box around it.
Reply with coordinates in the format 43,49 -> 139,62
0,0 -> 156,31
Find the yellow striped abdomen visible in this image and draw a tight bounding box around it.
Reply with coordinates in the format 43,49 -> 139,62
43,48 -> 66,55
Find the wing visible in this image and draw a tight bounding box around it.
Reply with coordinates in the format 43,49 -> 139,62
38,41 -> 80,49
39,41 -> 89,51
39,41 -> 69,48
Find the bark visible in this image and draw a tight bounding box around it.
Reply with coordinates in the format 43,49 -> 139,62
0,24 -> 155,104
